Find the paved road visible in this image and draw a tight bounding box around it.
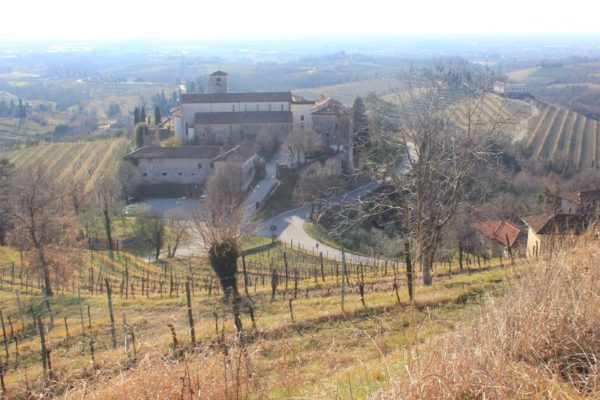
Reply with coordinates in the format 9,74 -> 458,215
256,150 -> 414,264
144,149 -> 411,264
257,181 -> 383,264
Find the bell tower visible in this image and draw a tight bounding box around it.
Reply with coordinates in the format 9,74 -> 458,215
208,71 -> 228,94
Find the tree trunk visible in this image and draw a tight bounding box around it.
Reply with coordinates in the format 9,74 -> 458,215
171,239 -> 179,258
209,240 -> 243,334
422,254 -> 432,285
103,208 -> 113,258
42,264 -> 53,297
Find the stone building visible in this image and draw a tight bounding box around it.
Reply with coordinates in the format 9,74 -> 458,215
311,97 -> 353,168
521,213 -> 587,258
173,71 -> 353,166
124,145 -> 257,195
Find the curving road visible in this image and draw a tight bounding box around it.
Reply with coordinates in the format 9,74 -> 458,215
256,183 -> 382,264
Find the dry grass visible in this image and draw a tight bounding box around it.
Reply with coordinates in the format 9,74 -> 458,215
376,235 -> 600,399
63,343 -> 258,400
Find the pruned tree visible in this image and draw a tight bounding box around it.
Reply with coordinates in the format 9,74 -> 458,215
346,65 -> 500,285
8,166 -> 77,296
191,164 -> 252,333
137,211 -> 166,261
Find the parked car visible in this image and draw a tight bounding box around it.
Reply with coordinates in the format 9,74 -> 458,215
126,195 -> 138,204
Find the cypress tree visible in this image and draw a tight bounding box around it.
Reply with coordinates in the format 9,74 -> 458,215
133,107 -> 140,125
154,106 -> 161,126
18,99 -> 25,119
352,96 -> 370,162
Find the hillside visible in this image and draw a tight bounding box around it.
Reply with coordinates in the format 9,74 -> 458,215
520,101 -> 600,168
442,92 -> 600,169
0,241 -> 522,399
447,93 -> 530,138
0,138 -> 130,192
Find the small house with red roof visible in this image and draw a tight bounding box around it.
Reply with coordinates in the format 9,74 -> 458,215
472,220 -> 526,258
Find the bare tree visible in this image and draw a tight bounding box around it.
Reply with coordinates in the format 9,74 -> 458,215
97,176 -> 120,258
8,166 -> 77,296
67,175 -> 88,216
191,164 -> 251,333
0,158 -> 14,246
286,127 -> 319,166
137,211 -> 166,261
166,210 -> 191,258
117,161 -> 141,199
351,65 -> 500,285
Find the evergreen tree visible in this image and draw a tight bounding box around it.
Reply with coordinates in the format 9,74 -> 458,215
134,122 -> 147,148
18,98 -> 25,119
107,102 -> 121,118
352,96 -> 370,162
133,107 -> 140,125
154,106 -> 161,126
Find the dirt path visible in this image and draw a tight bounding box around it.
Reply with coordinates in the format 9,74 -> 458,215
517,101 -> 540,142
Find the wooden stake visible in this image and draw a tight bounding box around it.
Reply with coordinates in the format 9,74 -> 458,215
105,279 -> 117,348
185,280 -> 195,345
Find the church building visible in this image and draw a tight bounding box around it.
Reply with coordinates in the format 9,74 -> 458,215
173,71 -> 352,167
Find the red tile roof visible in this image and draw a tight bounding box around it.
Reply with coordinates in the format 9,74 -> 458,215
472,220 -> 524,248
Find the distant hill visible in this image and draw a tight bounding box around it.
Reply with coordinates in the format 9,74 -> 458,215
294,77 -> 403,105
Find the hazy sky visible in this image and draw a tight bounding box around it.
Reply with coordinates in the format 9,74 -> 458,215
2,0 -> 600,40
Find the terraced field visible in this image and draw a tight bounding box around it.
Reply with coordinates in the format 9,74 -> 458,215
447,93 -> 529,137
521,101 -> 600,168
0,138 -> 131,192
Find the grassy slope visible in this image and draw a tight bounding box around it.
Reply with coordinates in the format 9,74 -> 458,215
0,239 -> 530,399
